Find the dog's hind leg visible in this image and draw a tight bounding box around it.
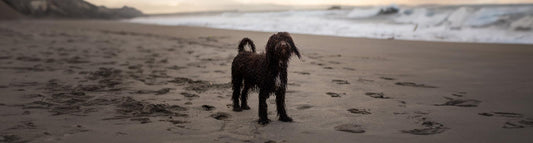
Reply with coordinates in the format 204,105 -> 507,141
258,89 -> 271,125
240,83 -> 251,110
276,89 -> 293,122
232,76 -> 243,112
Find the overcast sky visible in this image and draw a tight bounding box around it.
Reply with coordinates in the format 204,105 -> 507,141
86,0 -> 533,14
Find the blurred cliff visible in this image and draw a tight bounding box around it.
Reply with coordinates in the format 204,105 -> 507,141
2,0 -> 143,19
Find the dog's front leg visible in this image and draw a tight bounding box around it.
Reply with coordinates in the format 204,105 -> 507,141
258,89 -> 271,125
275,89 -> 292,122
276,70 -> 293,122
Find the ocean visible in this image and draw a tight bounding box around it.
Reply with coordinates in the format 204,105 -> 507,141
125,4 -> 533,44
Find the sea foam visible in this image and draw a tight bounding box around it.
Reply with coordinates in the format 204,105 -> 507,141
126,4 -> 533,44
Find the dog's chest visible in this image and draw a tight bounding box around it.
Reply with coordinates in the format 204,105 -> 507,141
275,75 -> 282,87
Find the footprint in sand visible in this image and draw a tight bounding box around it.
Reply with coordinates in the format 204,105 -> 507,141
401,121 -> 448,135
201,105 -> 216,111
503,122 -> 525,129
347,108 -> 371,115
517,119 -> 533,126
365,92 -> 390,99
0,135 -> 24,143
478,112 -> 523,118
478,112 -> 532,129
309,61 -> 321,65
451,91 -> 467,97
181,92 -> 199,99
9,82 -> 39,87
395,82 -> 437,88
167,65 -> 185,70
357,78 -> 374,82
167,120 -> 189,125
326,92 -> 345,97
332,80 -> 350,85
210,112 -> 231,120
130,117 -> 151,124
293,71 -> 310,75
379,77 -> 396,80
113,97 -> 188,120
132,88 -> 172,95
434,97 -> 481,107
16,56 -> 41,62
334,124 -> 365,133
296,104 -> 313,110
343,67 -> 355,71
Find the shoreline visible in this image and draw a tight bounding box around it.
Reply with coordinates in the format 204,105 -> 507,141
123,4 -> 533,45
123,19 -> 533,46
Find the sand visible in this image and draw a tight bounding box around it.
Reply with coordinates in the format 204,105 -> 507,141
0,20 -> 532,143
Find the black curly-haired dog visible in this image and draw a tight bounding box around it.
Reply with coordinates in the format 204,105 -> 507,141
231,32 -> 301,125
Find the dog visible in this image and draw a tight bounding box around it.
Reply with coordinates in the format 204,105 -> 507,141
231,32 -> 301,125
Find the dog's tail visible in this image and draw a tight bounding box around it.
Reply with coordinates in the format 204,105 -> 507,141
238,37 -> 256,53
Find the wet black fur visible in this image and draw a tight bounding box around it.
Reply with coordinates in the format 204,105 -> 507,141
231,32 -> 301,125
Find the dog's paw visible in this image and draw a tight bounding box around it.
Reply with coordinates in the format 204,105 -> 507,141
257,118 -> 271,125
241,105 -> 251,110
279,116 -> 293,122
232,107 -> 242,112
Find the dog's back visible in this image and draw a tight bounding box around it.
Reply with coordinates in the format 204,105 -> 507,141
232,50 -> 265,87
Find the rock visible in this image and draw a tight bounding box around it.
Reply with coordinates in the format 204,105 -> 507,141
511,16 -> 533,31
0,1 -> 24,20
378,5 -> 399,15
328,5 -> 341,10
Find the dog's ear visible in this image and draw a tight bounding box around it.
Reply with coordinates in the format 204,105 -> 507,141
287,38 -> 301,59
292,46 -> 301,59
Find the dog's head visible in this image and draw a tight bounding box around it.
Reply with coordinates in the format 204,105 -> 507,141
266,32 -> 301,61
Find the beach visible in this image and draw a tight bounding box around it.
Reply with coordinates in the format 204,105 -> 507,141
0,20 -> 532,143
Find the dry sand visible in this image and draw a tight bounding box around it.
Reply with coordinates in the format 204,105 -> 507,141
0,20 -> 532,143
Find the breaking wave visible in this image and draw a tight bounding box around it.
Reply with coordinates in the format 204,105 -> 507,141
126,4 -> 533,44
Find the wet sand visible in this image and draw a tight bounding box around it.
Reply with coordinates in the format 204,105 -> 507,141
0,20 -> 532,143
